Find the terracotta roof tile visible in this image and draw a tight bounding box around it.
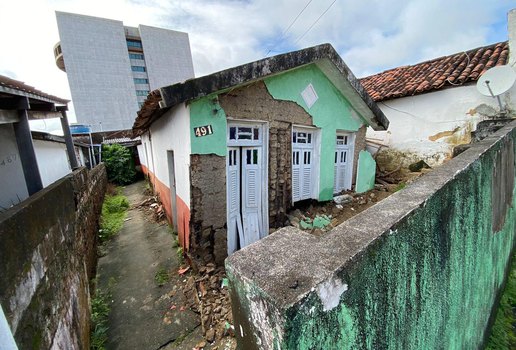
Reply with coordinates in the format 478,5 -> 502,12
360,41 -> 509,101
0,75 -> 68,105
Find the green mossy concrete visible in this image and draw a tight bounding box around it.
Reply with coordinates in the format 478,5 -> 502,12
190,97 -> 227,156
281,140 -> 516,349
264,64 -> 365,200
355,150 -> 376,193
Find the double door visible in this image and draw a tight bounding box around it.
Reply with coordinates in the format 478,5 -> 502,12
227,125 -> 266,254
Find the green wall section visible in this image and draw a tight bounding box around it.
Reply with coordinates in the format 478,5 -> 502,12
265,64 -> 365,200
355,150 -> 376,193
282,155 -> 516,349
190,97 -> 227,156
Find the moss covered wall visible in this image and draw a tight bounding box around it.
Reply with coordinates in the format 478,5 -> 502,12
227,122 -> 516,350
0,165 -> 107,349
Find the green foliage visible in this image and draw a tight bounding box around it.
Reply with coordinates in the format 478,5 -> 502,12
99,193 -> 129,242
394,182 -> 406,192
154,267 -> 170,286
90,289 -> 112,350
102,144 -> 136,185
486,253 -> 516,350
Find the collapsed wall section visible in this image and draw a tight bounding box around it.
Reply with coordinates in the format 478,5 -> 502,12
227,121 -> 516,349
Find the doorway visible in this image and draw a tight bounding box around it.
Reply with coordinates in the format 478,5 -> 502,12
334,132 -> 355,193
226,122 -> 268,254
292,127 -> 318,202
167,151 -> 178,232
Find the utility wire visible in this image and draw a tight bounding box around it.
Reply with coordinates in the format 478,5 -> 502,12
293,0 -> 338,46
266,0 -> 314,56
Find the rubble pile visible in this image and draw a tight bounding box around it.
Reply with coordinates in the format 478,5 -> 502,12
134,196 -> 166,224
287,186 -> 394,234
182,263 -> 234,344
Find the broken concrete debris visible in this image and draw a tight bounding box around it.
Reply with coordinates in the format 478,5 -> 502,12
333,194 -> 353,204
180,262 -> 234,345
408,160 -> 431,172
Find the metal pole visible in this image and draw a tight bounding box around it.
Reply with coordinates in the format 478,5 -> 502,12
58,108 -> 79,169
13,97 -> 43,195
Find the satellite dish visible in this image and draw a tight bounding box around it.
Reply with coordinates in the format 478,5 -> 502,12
476,65 -> 516,113
477,65 -> 516,96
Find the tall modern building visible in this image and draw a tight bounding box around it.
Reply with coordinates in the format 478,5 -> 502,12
54,12 -> 195,132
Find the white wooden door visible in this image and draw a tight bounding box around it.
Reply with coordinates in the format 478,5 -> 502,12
334,133 -> 353,193
241,147 -> 262,247
226,123 -> 267,253
227,147 -> 243,254
292,128 -> 315,202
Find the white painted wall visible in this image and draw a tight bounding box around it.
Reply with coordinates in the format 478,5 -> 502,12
0,124 -> 28,209
367,82 -> 516,164
136,144 -> 146,167
147,104 -> 192,206
33,140 -> 71,187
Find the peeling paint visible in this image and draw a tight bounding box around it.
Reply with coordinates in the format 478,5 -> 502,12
317,277 -> 348,311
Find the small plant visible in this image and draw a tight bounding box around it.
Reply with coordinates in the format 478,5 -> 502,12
99,192 -> 129,242
394,182 -> 406,192
102,144 -> 137,185
154,267 -> 170,286
176,246 -> 184,264
90,289 -> 111,350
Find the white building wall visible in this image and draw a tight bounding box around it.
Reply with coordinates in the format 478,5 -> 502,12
0,124 -> 28,209
33,140 -> 71,187
139,25 -> 195,88
56,12 -> 140,132
367,83 -> 516,165
148,104 -> 191,206
136,144 -> 146,167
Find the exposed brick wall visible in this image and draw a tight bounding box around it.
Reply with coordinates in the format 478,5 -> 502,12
190,154 -> 227,264
219,81 -> 313,228
0,165 -> 106,349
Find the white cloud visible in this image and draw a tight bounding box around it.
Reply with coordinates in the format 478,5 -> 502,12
0,0 -> 512,132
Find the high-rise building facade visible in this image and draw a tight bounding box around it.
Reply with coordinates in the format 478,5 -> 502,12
54,12 -> 195,132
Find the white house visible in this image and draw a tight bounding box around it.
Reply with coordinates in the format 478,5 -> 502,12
361,9 -> 516,168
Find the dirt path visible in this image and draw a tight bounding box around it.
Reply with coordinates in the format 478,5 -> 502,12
97,181 -> 201,349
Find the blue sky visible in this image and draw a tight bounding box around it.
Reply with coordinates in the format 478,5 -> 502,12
0,0 -> 513,130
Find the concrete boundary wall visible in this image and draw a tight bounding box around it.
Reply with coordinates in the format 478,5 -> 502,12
227,121 -> 516,349
0,164 -> 106,349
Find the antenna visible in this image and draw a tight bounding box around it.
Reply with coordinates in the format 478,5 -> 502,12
476,65 -> 516,114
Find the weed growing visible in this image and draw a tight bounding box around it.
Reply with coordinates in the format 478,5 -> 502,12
394,182 -> 406,192
99,191 -> 129,242
154,267 -> 170,286
90,288 -> 112,350
486,253 -> 516,349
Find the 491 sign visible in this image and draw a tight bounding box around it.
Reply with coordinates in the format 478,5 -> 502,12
194,125 -> 213,137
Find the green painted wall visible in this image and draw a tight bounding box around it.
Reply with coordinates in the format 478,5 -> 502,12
190,97 -> 227,156
265,64 -> 365,200
355,150 -> 376,193
281,140 -> 516,349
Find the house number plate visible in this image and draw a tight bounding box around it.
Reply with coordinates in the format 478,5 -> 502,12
194,125 -> 213,137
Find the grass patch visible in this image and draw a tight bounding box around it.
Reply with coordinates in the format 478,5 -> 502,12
486,253 -> 516,350
99,190 -> 129,242
154,267 -> 170,286
90,289 -> 112,350
394,182 -> 406,192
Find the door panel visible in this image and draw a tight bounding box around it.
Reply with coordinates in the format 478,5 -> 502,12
292,128 -> 315,202
334,133 -> 353,193
227,147 -> 243,254
241,147 -> 262,247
